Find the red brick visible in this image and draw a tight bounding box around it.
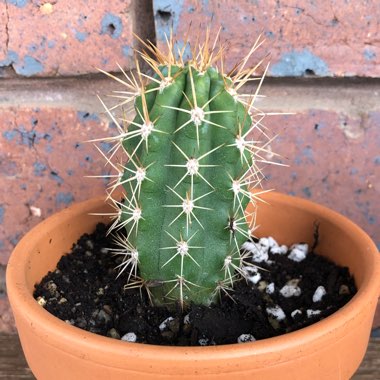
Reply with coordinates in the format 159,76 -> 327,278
0,3 -> 8,62
155,0 -> 380,77
5,0 -> 135,76
254,110 -> 379,249
0,297 -> 16,334
0,107 -> 117,265
374,304 -> 380,329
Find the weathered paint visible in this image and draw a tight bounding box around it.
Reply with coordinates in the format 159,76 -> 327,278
302,146 -> 315,163
270,49 -> 330,77
7,0 -> 28,8
0,206 -> 4,224
2,130 -> 18,141
364,48 -> 376,61
122,45 -> 132,57
13,55 -> 44,76
47,40 -> 56,49
302,187 -> 312,198
20,126 -> 38,147
28,43 -> 38,53
55,192 -> 74,206
173,40 -> 191,61
3,126 -> 52,147
45,144 -> 53,153
100,13 -> 123,39
0,51 -> 19,67
75,30 -> 88,42
9,233 -> 21,246
153,0 -> 185,41
313,122 -> 326,132
33,162 -> 47,177
99,142 -> 113,153
49,172 -> 64,185
77,111 -> 100,122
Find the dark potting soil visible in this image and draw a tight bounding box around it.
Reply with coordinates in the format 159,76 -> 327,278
33,223 -> 356,346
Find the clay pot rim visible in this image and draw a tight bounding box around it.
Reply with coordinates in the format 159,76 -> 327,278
6,192 -> 380,364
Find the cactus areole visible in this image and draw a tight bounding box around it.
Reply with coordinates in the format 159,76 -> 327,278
97,33 -> 273,308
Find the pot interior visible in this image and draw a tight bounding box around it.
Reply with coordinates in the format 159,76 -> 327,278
23,194 -> 375,295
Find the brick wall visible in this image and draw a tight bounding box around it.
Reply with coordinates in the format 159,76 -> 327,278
0,0 -> 379,332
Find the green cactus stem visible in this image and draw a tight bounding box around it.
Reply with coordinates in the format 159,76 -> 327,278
96,33 -> 274,308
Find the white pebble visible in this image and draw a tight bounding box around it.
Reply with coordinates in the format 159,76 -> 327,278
121,332 -> 137,342
312,286 -> 327,302
248,272 -> 261,284
307,309 -> 321,318
37,296 -> 46,306
280,283 -> 301,298
198,338 -> 209,346
267,236 -> 280,248
288,243 -> 308,262
291,309 -> 302,319
258,237 -> 270,248
241,241 -> 256,252
183,314 -> 190,325
266,305 -> 286,321
159,316 -> 174,331
270,244 -> 288,255
266,283 -> 275,294
241,241 -> 269,263
241,265 -> 258,274
237,334 -> 256,343
30,205 -> 42,217
339,284 -> 350,295
241,266 -> 261,284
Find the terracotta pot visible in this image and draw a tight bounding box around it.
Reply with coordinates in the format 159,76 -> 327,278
6,192 -> 380,380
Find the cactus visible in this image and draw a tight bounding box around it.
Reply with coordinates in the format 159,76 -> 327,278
95,33 -> 274,308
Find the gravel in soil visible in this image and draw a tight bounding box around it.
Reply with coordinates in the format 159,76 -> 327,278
33,223 -> 356,346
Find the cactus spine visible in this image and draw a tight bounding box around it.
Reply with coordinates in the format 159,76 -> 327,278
97,34 -> 272,308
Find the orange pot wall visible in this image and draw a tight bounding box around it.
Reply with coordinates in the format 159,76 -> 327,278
6,193 -> 380,380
